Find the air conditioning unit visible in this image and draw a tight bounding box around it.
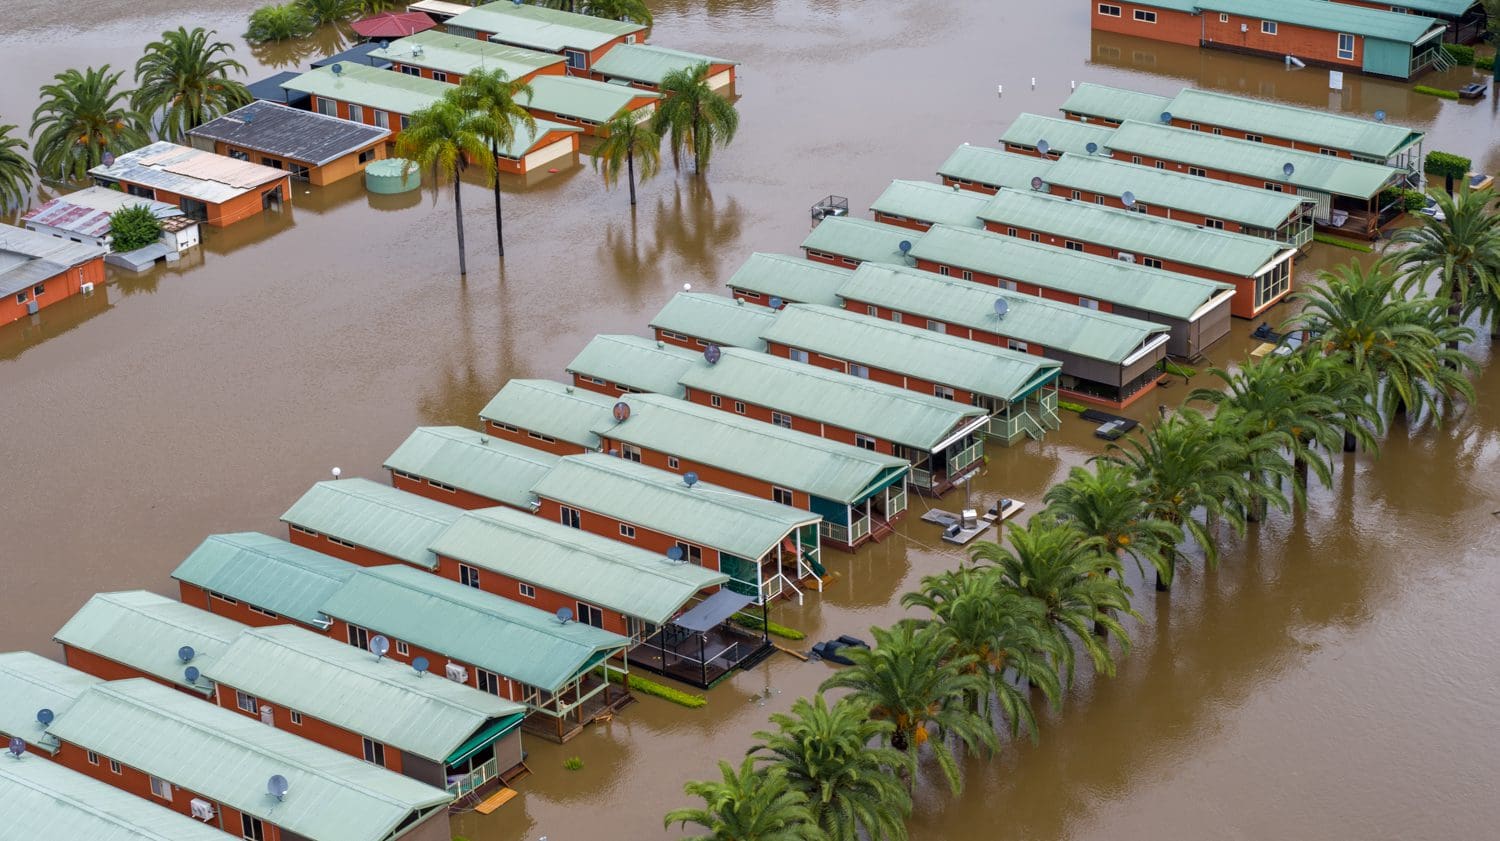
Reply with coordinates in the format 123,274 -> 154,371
80,282 -> 95,295
190,799 -> 216,821
1117,252 -> 1136,263
625,34 -> 637,44
444,663 -> 468,684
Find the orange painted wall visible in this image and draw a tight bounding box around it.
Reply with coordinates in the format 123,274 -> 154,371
1202,12 -> 1365,69
433,554 -> 631,636
390,471 -> 507,510
208,139 -> 383,186
175,582 -> 305,630
286,526 -> 420,570
210,683 -> 404,774
592,433 -> 812,511
130,179 -> 289,228
0,257 -> 104,325
483,419 -> 591,455
1091,2 -> 1202,45
533,497 -> 730,572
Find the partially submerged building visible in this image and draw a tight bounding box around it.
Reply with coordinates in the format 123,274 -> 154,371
281,478 -> 463,571
443,2 -> 645,72
725,252 -> 851,306
937,143 -> 1053,194
0,226 -> 107,325
800,217 -> 920,268
649,291 -> 778,351
187,100 -> 391,186
591,43 -> 738,91
870,179 -> 990,231
87,141 -> 290,227
1000,113 -> 1115,158
21,186 -> 198,253
52,591 -> 245,698
480,379 -> 619,455
385,426 -> 559,510
369,30 -> 568,84
567,334 -> 699,396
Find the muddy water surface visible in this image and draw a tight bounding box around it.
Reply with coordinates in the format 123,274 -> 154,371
2,2 -> 1498,840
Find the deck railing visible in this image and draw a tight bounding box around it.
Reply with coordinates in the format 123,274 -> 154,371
447,757 -> 499,798
821,515 -> 870,545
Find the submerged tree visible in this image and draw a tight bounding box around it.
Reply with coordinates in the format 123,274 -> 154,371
654,61 -> 738,175
245,3 -> 316,43
1043,461 -> 1182,588
108,204 -> 164,252
133,28 -> 251,141
30,66 -> 149,182
1393,186 -> 1500,341
594,110 -> 662,206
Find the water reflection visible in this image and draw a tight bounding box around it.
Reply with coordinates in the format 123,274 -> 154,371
248,23 -> 351,70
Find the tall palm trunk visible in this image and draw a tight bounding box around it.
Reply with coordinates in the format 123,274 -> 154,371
452,171 -> 467,277
491,137 -> 504,258
692,113 -> 702,174
626,147 -> 637,206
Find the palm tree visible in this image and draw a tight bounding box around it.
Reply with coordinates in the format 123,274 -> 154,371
30,66 -> 149,183
970,518 -> 1134,682
583,0 -> 653,25
750,695 -> 911,841
395,99 -> 492,277
664,757 -> 824,841
133,28 -> 251,141
245,3 -> 316,43
0,125 -> 33,213
1393,186 -> 1500,341
1043,461 -> 1182,589
819,621 -> 996,794
653,61 -> 738,175
594,110 -> 661,206
451,69 -> 533,258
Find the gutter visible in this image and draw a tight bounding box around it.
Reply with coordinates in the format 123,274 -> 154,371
1251,248 -> 1297,278
1189,288 -> 1237,323
932,413 -> 993,453
1121,332 -> 1171,367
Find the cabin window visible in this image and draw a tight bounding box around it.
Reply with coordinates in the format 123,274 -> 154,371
316,98 -> 337,117
1142,257 -> 1163,269
1189,123 -> 1200,131
1337,33 -> 1355,60
127,183 -> 155,199
710,395 -> 722,407
1204,217 -> 1225,229
347,624 -> 369,650
1133,9 -> 1156,22
850,363 -> 870,379
891,312 -> 903,323
560,506 -> 580,529
1096,197 -> 1107,205
620,523 -> 637,539
1261,20 -> 1277,35
428,478 -> 458,493
400,115 -> 410,130
1245,133 -> 1264,143
855,434 -> 877,451
235,691 -> 259,714
241,815 -> 265,841
1132,202 -> 1149,213
789,349 -> 809,364
576,602 -> 605,629
841,257 -> 859,266
668,456 -> 680,468
866,304 -> 878,316
519,582 -> 536,598
290,163 -> 310,180
528,431 -> 556,443
249,606 -> 278,619
1071,190 -> 1081,200
1131,155 -> 1142,165
86,751 -> 99,766
1097,3 -> 1120,16
1064,241 -> 1085,252
962,270 -> 973,280
734,401 -> 747,414
1153,161 -> 1165,170
211,591 -> 239,605
1320,148 -> 1339,157
227,148 -> 248,161
927,319 -> 946,333
696,339 -> 711,348
1212,127 -> 1223,135
1219,12 -> 1228,22
1264,183 -> 1284,192
476,669 -> 502,694
1029,233 -> 1041,242
1000,279 -> 1018,291
674,542 -> 704,565
290,710 -> 303,725
564,49 -> 587,69
1255,259 -> 1292,308
401,65 -> 421,76
149,776 -> 172,800
621,443 -> 642,463
938,265 -> 950,276
1008,339 -> 1029,353
347,104 -> 364,124
109,759 -> 122,775
494,422 -> 519,433
358,149 -> 376,164
1005,226 -> 1018,236
362,738 -> 386,767
934,385 -> 955,400
1079,297 -> 1101,310
1189,166 -> 1207,177
771,411 -> 793,429
738,290 -> 761,299
432,71 -> 448,83
459,564 -> 481,588
772,486 -> 795,506
14,292 -> 26,304
659,329 -> 689,341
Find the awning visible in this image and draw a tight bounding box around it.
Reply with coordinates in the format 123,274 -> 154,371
672,590 -> 755,633
443,712 -> 526,767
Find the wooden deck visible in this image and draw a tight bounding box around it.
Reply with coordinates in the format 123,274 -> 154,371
632,623 -> 769,688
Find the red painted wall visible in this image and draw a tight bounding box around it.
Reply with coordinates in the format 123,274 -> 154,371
941,176 -> 1001,195
175,582 -> 309,630
390,471 -> 507,510
286,527 -> 419,570
1202,12 -> 1365,69
210,683 -> 404,774
763,339 -> 983,405
433,554 -> 631,636
1091,2 -> 1202,46
483,419 -> 590,455
324,616 -> 532,700
803,249 -> 865,268
59,646 -> 203,699
591,435 -> 812,511
533,497 -> 730,572
677,385 -> 893,454
870,212 -> 932,232
0,257 -> 105,325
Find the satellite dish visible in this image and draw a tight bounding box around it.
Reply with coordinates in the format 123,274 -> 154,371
101,151 -> 116,167
703,344 -> 722,365
36,709 -> 54,727
1036,139 -> 1051,156
379,39 -> 390,50
1374,109 -> 1387,122
612,401 -> 631,422
184,666 -> 201,685
683,471 -> 699,487
331,62 -> 344,76
556,607 -> 573,625
1085,141 -> 1099,155
369,635 -> 390,659
1121,190 -> 1136,207
898,240 -> 912,254
7,737 -> 24,758
768,296 -> 783,310
412,656 -> 429,675
1159,111 -> 1173,124
267,774 -> 290,801
1282,162 -> 1296,178
994,298 -> 1010,320
1030,176 -> 1044,191
667,546 -> 685,562
178,646 -> 196,663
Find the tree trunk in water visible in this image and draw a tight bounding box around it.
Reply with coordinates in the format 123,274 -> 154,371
626,147 -> 637,206
1294,454 -> 1309,498
1343,429 -> 1357,452
1445,173 -> 1455,197
491,138 -> 504,258
692,115 -> 701,175
453,172 -> 467,277
1155,568 -> 1171,592
1447,301 -> 1462,356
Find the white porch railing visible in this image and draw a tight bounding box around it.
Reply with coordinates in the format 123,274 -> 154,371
447,757 -> 499,798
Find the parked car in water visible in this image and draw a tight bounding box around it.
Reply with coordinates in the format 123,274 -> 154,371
1458,83 -> 1487,100
1094,419 -> 1128,441
1419,195 -> 1446,222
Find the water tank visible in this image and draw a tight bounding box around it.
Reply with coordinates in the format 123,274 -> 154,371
365,158 -> 420,194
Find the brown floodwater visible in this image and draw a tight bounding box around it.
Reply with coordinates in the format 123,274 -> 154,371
3,2 -> 1499,839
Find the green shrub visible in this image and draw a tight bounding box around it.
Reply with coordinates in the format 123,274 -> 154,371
1058,399 -> 1088,414
1162,361 -> 1197,378
108,205 -> 163,252
563,756 -> 584,771
599,668 -> 707,708
1478,55 -> 1495,71
1413,85 -> 1461,100
297,0 -> 361,26
1313,232 -> 1374,253
731,612 -> 805,640
1381,186 -> 1428,212
245,4 -> 315,43
1425,150 -> 1472,178
1443,43 -> 1476,66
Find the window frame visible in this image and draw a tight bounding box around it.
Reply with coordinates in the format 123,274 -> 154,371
362,737 -> 386,767
1336,33 -> 1354,61
149,776 -> 173,800
1133,9 -> 1156,23
235,691 -> 258,714
459,563 -> 481,588
1261,20 -> 1277,35
1097,3 -> 1121,16
771,486 -> 794,506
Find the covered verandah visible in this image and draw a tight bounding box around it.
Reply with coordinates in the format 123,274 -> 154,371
900,413 -> 990,497
631,590 -> 772,688
809,464 -> 910,551
980,371 -> 1062,445
519,647 -> 633,743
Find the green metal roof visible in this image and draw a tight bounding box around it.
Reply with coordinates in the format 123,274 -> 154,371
761,305 -> 1061,404
0,754 -> 229,841
648,292 -> 779,351
281,62 -> 444,116
384,426 -> 558,509
591,43 -> 738,85
594,392 -> 910,504
430,507 -> 728,625
318,565 -> 628,693
1104,120 -> 1400,199
980,189 -> 1291,276
677,347 -> 987,450
480,378 -> 618,449
936,143 -> 1053,190
566,334 -> 698,397
836,262 -> 1170,364
524,75 -> 658,124
800,217 -> 917,264
907,225 -> 1233,321
369,31 -> 566,78
870,180 -> 989,228
0,652 -> 100,754
446,1 -> 645,51
531,453 -> 820,561
1000,113 -> 1115,155
1381,0 -> 1477,15
1163,87 -> 1424,159
1195,0 -> 1443,42
48,680 -> 452,841
170,533 -> 354,627
280,478 -> 463,570
51,591 -> 245,696
724,252 -> 850,305
1059,83 -> 1172,124
202,625 -> 525,764
1043,152 -> 1310,230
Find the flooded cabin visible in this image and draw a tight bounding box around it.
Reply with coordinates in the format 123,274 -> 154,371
938,143 -> 1054,194
480,379 -> 619,455
87,142 -> 290,227
385,426 -> 559,510
870,180 -> 991,231
725,252 -> 851,307
187,100 -> 391,187
280,478 -> 463,572
51,591 -> 244,698
648,291 -> 778,351
800,216 -> 921,268
1000,112 -> 1115,159
442,2 -> 645,73
591,44 -> 739,92
368,30 -> 569,85
0,227 -> 105,325
567,334 -> 698,396
170,532 -> 356,631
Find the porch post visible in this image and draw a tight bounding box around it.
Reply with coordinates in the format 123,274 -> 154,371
700,633 -> 707,687
760,597 -> 769,643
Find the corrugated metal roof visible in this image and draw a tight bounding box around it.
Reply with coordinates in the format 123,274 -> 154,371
1104,120 -> 1399,199
169,533 -> 355,627
1383,0 -> 1477,15
1163,88 -> 1423,159
188,101 -> 389,167
800,217 -> 917,264
0,226 -> 106,298
87,141 -> 286,204
48,680 -> 452,841
595,392 -> 910,504
21,186 -> 182,239
979,189 -> 1289,276
1043,152 -> 1309,230
870,180 -> 989,228
51,592 -> 245,695
1000,113 -> 1115,155
430,507 -> 728,625
761,305 -> 1061,403
281,62 -> 443,115
648,292 -> 778,351
676,347 -> 986,450
936,143 -> 1052,190
479,378 -> 616,449
592,43 -> 738,85
369,30 -> 566,78
1195,0 -> 1441,42
724,252 -> 849,305
1059,83 -> 1172,124
532,453 -> 819,561
447,2 -> 644,51
383,426 -> 558,508
909,224 -> 1232,320
0,755 -> 229,841
836,262 -> 1169,364
524,75 -> 658,124
279,478 -> 463,570
319,566 -> 628,692
0,652 -> 101,754
566,334 -> 698,397
202,626 -> 524,763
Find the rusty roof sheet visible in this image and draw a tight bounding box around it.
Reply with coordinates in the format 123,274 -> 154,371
88,142 -> 287,204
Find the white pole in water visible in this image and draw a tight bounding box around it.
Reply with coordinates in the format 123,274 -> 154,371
1071,80 -> 1077,90
1031,77 -> 1036,89
997,84 -> 1003,97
